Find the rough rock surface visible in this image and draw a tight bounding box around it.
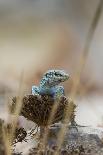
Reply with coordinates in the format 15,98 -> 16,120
44,123 -> 103,155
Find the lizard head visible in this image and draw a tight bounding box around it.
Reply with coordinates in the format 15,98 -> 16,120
40,70 -> 69,88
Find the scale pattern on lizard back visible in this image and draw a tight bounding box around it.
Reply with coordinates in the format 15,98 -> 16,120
32,70 -> 69,98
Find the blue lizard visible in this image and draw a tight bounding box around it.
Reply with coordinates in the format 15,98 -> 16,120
32,70 -> 86,129
32,70 -> 69,98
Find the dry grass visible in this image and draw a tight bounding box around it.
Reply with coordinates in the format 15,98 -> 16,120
2,71 -> 26,155
70,0 -> 103,100
51,0 -> 103,154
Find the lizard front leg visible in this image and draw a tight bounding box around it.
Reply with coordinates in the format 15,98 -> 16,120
54,86 -> 65,99
32,86 -> 40,95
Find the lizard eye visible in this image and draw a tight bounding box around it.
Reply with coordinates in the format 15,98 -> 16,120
54,72 -> 59,76
45,73 -> 48,77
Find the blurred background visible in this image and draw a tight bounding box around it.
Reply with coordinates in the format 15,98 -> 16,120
0,0 -> 103,126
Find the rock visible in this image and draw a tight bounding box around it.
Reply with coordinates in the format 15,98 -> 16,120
46,123 -> 103,155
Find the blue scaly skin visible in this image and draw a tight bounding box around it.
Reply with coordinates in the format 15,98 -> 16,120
32,70 -> 69,98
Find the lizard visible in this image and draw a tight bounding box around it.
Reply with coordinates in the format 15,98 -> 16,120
32,69 -> 89,129
32,69 -> 69,99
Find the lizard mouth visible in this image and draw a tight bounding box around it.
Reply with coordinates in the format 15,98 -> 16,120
61,74 -> 69,82
65,73 -> 69,79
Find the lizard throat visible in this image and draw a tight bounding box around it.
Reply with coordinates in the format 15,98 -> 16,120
39,86 -> 56,96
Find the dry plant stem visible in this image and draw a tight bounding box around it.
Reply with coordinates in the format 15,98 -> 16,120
39,127 -> 48,152
54,99 -> 75,155
70,0 -> 103,100
3,71 -> 25,155
38,99 -> 60,154
1,96 -> 12,155
11,72 -> 25,141
54,1 -> 103,154
2,125 -> 12,155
